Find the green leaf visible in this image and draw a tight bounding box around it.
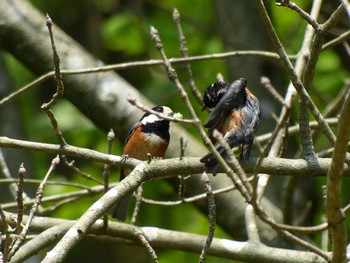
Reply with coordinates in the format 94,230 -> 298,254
101,13 -> 145,55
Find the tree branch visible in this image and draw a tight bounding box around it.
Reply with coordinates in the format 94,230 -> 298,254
0,136 -> 349,177
326,86 -> 350,263
256,0 -> 337,146
1,211 -> 328,263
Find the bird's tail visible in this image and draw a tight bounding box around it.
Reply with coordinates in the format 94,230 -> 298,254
200,132 -> 248,175
112,193 -> 132,221
200,146 -> 226,176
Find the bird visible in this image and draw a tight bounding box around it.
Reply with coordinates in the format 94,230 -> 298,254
200,78 -> 260,175
112,105 -> 182,221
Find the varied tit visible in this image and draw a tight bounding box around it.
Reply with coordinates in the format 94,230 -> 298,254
112,106 -> 182,221
200,78 -> 260,175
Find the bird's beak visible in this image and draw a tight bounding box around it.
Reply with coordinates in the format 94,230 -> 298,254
170,112 -> 183,120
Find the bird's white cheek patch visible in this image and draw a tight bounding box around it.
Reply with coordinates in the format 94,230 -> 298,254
141,114 -> 160,125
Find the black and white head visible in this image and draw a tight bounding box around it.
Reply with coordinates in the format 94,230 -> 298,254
140,106 -> 177,125
139,105 -> 182,141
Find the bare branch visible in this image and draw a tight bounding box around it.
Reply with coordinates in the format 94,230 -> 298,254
41,15 -> 66,145
1,136 -> 350,177
173,8 -> 203,107
255,0 -> 337,146
1,211 -> 329,263
276,1 -> 321,32
245,204 -> 260,242
260,76 -> 287,106
134,228 -> 159,263
130,185 -> 143,225
198,173 -> 216,263
41,163 -> 148,262
10,224 -> 69,263
15,164 -> 26,233
322,30 -> 350,50
8,156 -> 60,261
326,85 -> 350,263
127,97 -> 194,124
102,129 -> 115,229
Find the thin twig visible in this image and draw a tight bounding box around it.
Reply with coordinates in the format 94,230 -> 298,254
178,137 -> 187,202
212,130 -> 252,201
0,149 -> 32,204
43,14 -> 64,108
277,1 -> 321,32
180,137 -> 187,160
251,198 -> 330,261
256,0 -> 337,147
142,181 -> 250,206
254,0 -> 323,206
127,97 -> 194,124
0,178 -> 95,191
1,183 -> 114,211
198,173 -> 216,263
0,204 -> 11,263
321,4 -> 346,32
260,76 -> 287,106
15,164 -> 26,233
103,129 -> 115,229
303,4 -> 345,92
0,51 -> 292,109
7,156 -> 60,261
135,228 -> 159,263
298,99 -> 316,160
343,42 -> 350,57
326,82 -> 350,262
63,157 -> 104,185
252,105 -> 292,202
41,15 -> 66,145
321,83 -> 349,119
293,0 -> 322,161
256,117 -> 339,145
322,30 -> 350,50
173,8 -> 203,107
38,196 -> 86,214
131,185 -> 143,225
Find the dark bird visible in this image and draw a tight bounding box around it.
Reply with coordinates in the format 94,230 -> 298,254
112,106 -> 182,221
202,80 -> 231,111
200,78 -> 260,175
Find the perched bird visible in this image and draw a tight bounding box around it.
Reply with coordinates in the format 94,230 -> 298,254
200,78 -> 260,175
112,105 -> 182,221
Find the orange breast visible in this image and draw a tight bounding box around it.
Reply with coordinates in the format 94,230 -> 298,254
220,110 -> 243,136
123,126 -> 169,160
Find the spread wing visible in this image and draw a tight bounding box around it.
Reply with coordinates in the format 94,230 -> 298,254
204,78 -> 247,130
202,80 -> 230,110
